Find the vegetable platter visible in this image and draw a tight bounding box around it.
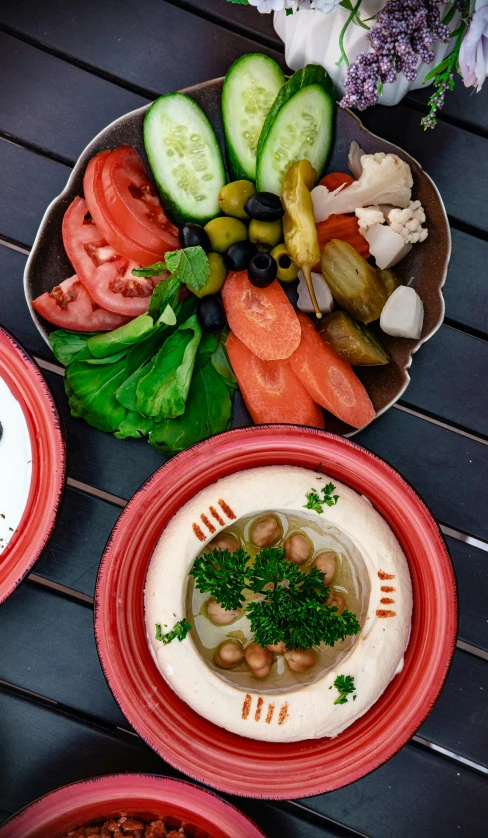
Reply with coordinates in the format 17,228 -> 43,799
25,56 -> 451,455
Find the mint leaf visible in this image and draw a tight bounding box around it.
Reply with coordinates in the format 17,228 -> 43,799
132,261 -> 167,277
165,246 -> 209,292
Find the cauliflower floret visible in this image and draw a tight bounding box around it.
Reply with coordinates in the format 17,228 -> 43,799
312,153 -> 413,223
355,205 -> 385,236
388,201 -> 428,244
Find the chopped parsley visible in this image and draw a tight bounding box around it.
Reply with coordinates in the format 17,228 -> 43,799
190,547 -> 250,611
155,618 -> 191,645
304,483 -> 339,513
330,674 -> 357,705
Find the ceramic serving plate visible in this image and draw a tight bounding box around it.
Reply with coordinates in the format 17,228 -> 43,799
94,426 -> 457,799
0,774 -> 266,838
24,78 -> 451,437
0,326 -> 65,604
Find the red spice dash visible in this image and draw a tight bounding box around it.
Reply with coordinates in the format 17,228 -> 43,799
192,523 -> 205,542
378,570 -> 395,580
218,498 -> 236,519
200,513 -> 215,534
209,505 -> 224,526
381,585 -> 396,592
376,609 -> 396,618
381,597 -> 395,604
265,704 -> 275,724
255,697 -> 264,722
242,694 -> 252,720
278,703 -> 289,725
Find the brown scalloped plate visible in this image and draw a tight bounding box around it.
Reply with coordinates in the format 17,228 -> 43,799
24,78 -> 451,437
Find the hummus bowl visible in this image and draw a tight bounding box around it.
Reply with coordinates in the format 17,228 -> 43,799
95,426 -> 456,798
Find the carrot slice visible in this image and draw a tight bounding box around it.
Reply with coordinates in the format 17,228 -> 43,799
315,214 -> 370,269
221,271 -> 301,361
319,172 -> 354,191
227,332 -> 325,429
289,312 -> 375,429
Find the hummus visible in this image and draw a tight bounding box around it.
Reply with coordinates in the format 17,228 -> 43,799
145,466 -> 412,743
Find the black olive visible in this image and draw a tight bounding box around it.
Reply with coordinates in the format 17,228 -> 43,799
248,253 -> 278,288
224,240 -> 258,271
197,296 -> 226,334
244,192 -> 284,222
179,222 -> 211,252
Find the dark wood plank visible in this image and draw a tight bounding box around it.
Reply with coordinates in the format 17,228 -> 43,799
0,691 -> 343,838
445,228 -> 488,336
173,0 -> 281,47
34,485 -> 120,597
448,536 -> 488,652
408,84 -> 488,133
0,245 -> 49,358
360,104 -> 488,233
0,2 -> 285,101
0,582 -> 127,727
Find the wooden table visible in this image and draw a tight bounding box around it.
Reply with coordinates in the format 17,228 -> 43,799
0,2 -> 487,835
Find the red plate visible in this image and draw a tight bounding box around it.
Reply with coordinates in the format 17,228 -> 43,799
0,774 -> 265,838
95,426 -> 457,799
0,327 -> 65,604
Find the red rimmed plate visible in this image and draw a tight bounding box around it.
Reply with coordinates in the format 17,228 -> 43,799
0,326 -> 66,604
95,426 -> 457,799
0,774 -> 265,838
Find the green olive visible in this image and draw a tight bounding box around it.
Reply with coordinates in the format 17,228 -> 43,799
270,243 -> 299,283
191,252 -> 227,298
204,217 -> 248,254
248,219 -> 283,252
218,180 -> 256,219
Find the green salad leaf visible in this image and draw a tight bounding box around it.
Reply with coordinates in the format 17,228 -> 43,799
147,272 -> 181,320
114,410 -> 155,440
86,315 -> 154,358
210,334 -> 238,389
65,357 -> 128,433
49,330 -> 98,366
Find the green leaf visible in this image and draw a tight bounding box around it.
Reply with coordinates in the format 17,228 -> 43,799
65,357 -> 127,433
49,330 -> 99,366
115,365 -> 151,412
136,313 -> 203,420
332,674 -> 356,704
194,332 -> 220,373
304,483 -> 339,513
226,0 -> 249,4
210,335 -> 238,389
423,56 -> 451,83
442,4 -> 457,26
155,618 -> 192,644
165,246 -> 209,293
156,304 -> 177,326
114,410 -> 154,439
190,547 -> 250,611
132,260 -> 167,277
146,273 -> 181,321
85,349 -> 129,365
149,361 -> 233,456
86,315 -> 154,358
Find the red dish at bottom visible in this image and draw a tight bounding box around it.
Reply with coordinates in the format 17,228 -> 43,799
95,426 -> 457,799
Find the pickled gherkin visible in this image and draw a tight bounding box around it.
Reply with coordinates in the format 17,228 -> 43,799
319,311 -> 390,366
379,268 -> 402,298
320,239 -> 387,323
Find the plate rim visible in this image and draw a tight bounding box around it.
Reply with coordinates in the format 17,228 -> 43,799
22,78 -> 451,439
0,325 -> 66,604
93,425 -> 458,799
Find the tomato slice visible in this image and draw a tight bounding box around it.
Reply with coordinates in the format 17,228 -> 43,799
62,196 -> 157,317
84,152 -> 165,265
32,275 -> 130,331
102,145 -> 179,255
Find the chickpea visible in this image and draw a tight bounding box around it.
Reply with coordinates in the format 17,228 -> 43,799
284,533 -> 312,566
250,515 -> 281,548
313,551 -> 337,584
285,648 -> 317,673
245,643 -> 273,679
206,597 -> 241,625
267,641 -> 287,654
207,533 -> 241,553
326,592 -> 346,615
214,640 -> 244,669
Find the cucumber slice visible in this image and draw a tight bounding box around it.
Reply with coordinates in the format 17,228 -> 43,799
144,93 -> 226,226
222,53 -> 285,181
256,65 -> 336,196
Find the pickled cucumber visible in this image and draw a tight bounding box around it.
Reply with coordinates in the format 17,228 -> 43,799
320,239 -> 387,323
379,268 -> 402,298
319,311 -> 390,366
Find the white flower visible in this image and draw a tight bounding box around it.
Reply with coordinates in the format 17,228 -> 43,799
312,0 -> 342,12
248,0 -> 296,13
388,201 -> 428,244
355,206 -> 385,236
459,6 -> 488,91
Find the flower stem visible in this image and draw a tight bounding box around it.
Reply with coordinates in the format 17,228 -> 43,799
337,0 -> 364,69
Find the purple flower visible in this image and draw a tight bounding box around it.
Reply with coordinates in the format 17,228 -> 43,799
459,6 -> 488,91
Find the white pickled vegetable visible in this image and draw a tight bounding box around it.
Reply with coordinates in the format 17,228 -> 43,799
380,286 -> 424,339
297,271 -> 334,315
365,223 -> 412,269
348,141 -> 366,179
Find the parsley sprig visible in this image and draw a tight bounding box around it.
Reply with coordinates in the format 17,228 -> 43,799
155,618 -> 191,645
190,546 -> 360,651
330,674 -> 357,705
304,483 -> 339,513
